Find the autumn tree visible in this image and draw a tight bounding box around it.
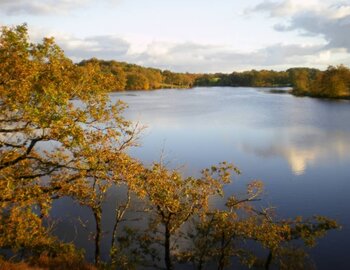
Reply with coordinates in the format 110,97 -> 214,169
316,65 -> 350,98
0,24 -> 142,266
126,72 -> 150,90
144,68 -> 163,89
79,59 -> 127,91
102,60 -> 127,91
133,162 -> 239,270
288,68 -> 311,94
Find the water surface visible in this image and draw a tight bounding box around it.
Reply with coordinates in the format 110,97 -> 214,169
111,87 -> 350,269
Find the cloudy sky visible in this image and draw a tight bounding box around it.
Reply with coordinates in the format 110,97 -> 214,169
1,0 -> 350,72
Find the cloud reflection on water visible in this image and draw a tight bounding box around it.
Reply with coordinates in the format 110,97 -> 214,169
242,128 -> 350,176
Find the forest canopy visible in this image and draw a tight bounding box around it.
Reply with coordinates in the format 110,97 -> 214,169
0,24 -> 340,270
78,58 -> 199,90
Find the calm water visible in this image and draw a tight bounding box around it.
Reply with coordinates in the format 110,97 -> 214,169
53,87 -> 350,268
115,87 -> 350,269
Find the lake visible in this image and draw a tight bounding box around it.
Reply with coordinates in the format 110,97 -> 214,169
53,87 -> 350,269
116,87 -> 350,269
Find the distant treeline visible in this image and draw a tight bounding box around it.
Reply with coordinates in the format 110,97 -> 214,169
78,58 -> 199,90
79,59 -> 350,99
196,66 -> 350,98
193,65 -> 350,99
195,70 -> 290,87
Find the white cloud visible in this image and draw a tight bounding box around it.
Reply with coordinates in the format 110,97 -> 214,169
56,35 -> 130,62
0,0 -> 120,15
250,0 -> 350,52
248,0 -> 325,17
33,29 -> 345,72
0,0 -> 92,15
50,33 -> 331,72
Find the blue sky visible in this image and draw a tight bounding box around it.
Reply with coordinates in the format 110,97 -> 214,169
1,0 -> 350,72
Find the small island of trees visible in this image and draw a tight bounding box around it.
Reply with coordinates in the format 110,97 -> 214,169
0,24 -> 342,270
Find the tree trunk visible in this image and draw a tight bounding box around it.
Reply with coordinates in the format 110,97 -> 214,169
165,223 -> 173,270
217,232 -> 226,270
93,208 -> 102,266
264,250 -> 273,270
111,189 -> 131,249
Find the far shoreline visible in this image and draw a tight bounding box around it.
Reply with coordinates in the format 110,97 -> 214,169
111,86 -> 350,101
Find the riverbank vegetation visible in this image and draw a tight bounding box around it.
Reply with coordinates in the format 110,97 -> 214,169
78,59 -> 199,90
195,67 -> 350,99
0,24 -> 340,269
79,59 -> 350,99
195,70 -> 290,87
290,66 -> 350,99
